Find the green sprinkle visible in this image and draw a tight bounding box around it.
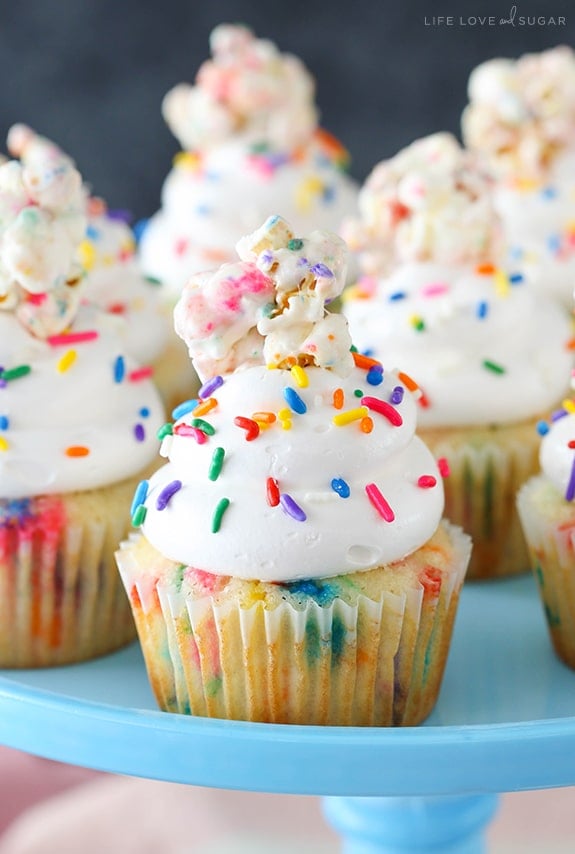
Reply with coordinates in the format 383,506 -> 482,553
412,317 -> 425,332
212,498 -> 230,533
353,389 -> 363,398
287,238 -> 304,251
350,344 -> 358,353
144,275 -> 162,286
1,364 -> 31,382
191,418 -> 216,436
132,504 -> 147,526
482,359 -> 505,375
157,422 -> 173,440
208,447 -> 225,481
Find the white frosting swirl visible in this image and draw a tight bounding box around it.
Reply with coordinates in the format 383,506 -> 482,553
343,261 -> 573,427
342,133 -> 498,277
0,304 -> 164,499
539,410 -> 575,499
140,363 -> 444,580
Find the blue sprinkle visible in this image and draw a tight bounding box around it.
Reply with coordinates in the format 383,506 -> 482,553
476,300 -> 489,319
195,204 -> 211,216
547,234 -> 562,253
322,185 -> 336,203
280,493 -> 307,522
114,355 -> 125,383
198,375 -> 224,399
0,415 -> 8,430
132,218 -> 149,243
536,421 -> 550,436
130,480 -> 149,516
541,186 -> 557,200
156,479 -> 183,511
139,407 -> 150,418
86,225 -> 100,240
390,386 -> 404,405
509,273 -> 524,284
367,367 -> 383,386
283,386 -> 307,414
331,478 -> 350,498
310,262 -> 334,279
509,246 -> 524,261
389,291 -> 406,301
172,399 -> 199,419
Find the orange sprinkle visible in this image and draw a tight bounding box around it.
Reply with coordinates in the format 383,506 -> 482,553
352,352 -> 381,370
566,338 -> 575,351
397,371 -> 420,392
476,263 -> 496,275
252,411 -> 276,424
65,446 -> 90,457
360,416 -> 374,434
193,397 -> 217,417
333,388 -> 344,410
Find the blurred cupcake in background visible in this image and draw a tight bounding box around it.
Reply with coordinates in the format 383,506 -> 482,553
138,24 -> 359,298
342,132 -> 573,580
116,215 -> 471,727
517,393 -> 575,670
0,128 -> 164,666
462,46 -> 575,309
7,124 -> 198,410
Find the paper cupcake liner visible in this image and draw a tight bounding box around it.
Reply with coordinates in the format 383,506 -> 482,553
117,521 -> 470,726
421,416 -> 541,580
0,477 -> 142,667
517,475 -> 575,669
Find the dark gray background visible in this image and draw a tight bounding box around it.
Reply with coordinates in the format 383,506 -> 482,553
1,0 -> 573,220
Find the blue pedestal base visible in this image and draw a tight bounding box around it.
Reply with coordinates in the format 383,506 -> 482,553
323,794 -> 499,854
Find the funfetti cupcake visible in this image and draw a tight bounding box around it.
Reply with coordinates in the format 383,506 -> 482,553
517,398 -> 575,669
6,124 -> 198,411
462,46 -> 575,309
116,215 -> 471,726
0,132 -> 164,666
342,133 -> 573,581
138,24 -> 359,299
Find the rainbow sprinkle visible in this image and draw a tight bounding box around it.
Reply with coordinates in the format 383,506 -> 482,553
280,493 -> 306,522
0,365 -> 31,382
290,365 -> 309,388
208,447 -> 225,481
283,387 -> 307,414
331,478 -> 350,498
361,396 -> 403,426
130,480 -> 149,516
333,406 -> 368,427
365,483 -> 395,522
266,477 -> 280,507
482,359 -> 505,375
113,355 -> 125,383
132,504 -> 147,526
172,399 -> 199,419
47,331 -> 98,346
191,418 -> 216,436
212,498 -> 231,533
57,350 -> 77,373
156,480 -> 182,510
566,457 -> 575,502
234,416 -> 260,441
198,375 -> 224,398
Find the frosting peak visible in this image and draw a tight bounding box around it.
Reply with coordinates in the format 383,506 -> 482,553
0,125 -> 86,338
342,133 -> 498,276
162,24 -> 318,152
462,46 -> 575,180
174,215 -> 352,379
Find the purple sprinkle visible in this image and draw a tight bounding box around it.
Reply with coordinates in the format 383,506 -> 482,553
199,375 -> 224,399
297,257 -> 309,266
156,479 -> 182,511
107,209 -> 132,224
551,409 -> 569,422
310,263 -> 334,279
260,250 -> 274,266
566,457 -> 575,502
280,493 -> 307,522
390,386 -> 404,405
134,423 -> 145,442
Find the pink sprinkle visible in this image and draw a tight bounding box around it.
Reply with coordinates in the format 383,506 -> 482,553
128,366 -> 154,382
365,483 -> 395,522
174,425 -> 208,444
437,457 -> 450,477
47,330 -> 99,346
175,238 -> 189,257
361,396 -> 403,426
417,475 -> 437,488
421,282 -> 449,298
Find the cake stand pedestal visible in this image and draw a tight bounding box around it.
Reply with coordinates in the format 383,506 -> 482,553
0,575 -> 574,854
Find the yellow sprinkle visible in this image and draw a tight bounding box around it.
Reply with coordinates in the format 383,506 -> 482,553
280,419 -> 292,430
173,151 -> 201,170
278,408 -> 292,422
57,349 -> 77,373
515,177 -> 538,192
494,269 -> 510,298
255,420 -> 273,431
295,175 -> 324,213
562,398 -> 575,414
0,437 -> 8,452
266,363 -> 279,370
78,240 -> 96,271
290,365 -> 309,388
333,406 -> 369,427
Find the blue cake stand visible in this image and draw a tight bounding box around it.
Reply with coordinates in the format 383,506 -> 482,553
0,574 -> 574,853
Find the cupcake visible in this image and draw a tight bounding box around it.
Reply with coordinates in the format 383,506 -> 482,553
517,402 -> 575,669
138,24 -> 359,298
462,46 -> 575,309
6,124 -> 198,411
342,133 -> 573,580
0,130 -> 164,666
116,215 -> 471,726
